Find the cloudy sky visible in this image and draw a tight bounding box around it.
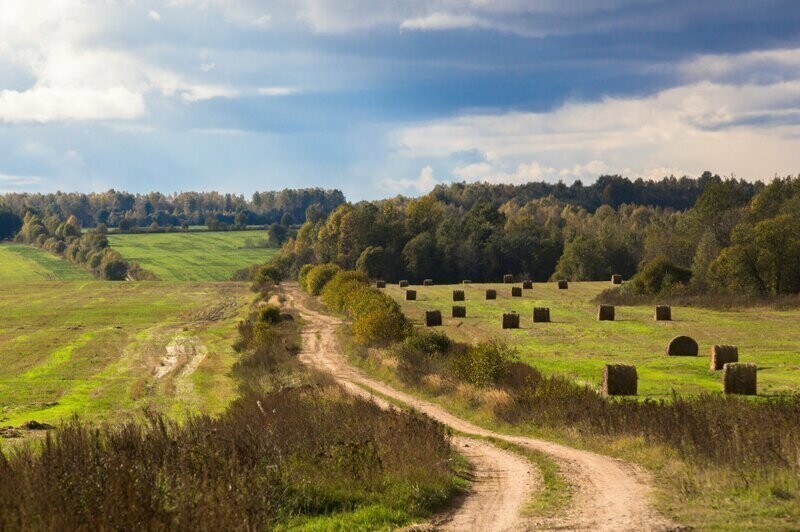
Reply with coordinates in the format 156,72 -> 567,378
1,1 -> 799,199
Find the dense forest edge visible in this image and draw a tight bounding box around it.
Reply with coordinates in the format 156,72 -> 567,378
257,172 -> 800,299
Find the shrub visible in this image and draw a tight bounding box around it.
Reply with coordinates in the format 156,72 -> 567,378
305,263 -> 342,295
298,264 -> 314,290
626,257 -> 692,295
258,304 -> 282,324
451,340 -> 515,388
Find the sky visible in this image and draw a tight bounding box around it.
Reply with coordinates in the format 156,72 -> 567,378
1,1 -> 800,200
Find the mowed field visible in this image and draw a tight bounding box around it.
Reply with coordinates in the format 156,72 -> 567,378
0,244 -> 92,281
107,231 -> 277,281
0,280 -> 251,428
385,281 -> 800,398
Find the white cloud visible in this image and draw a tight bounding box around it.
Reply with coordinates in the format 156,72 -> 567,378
0,172 -> 43,192
400,13 -> 486,31
257,86 -> 300,96
0,86 -> 144,123
149,10 -> 162,21
395,54 -> 800,183
0,1 -> 242,123
382,165 -> 439,193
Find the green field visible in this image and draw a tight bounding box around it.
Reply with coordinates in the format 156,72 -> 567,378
385,282 -> 800,398
0,244 -> 92,282
107,232 -> 277,281
0,281 -> 250,428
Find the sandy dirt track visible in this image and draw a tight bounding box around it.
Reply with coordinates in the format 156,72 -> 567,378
285,286 -> 676,531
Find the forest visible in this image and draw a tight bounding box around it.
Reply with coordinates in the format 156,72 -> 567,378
269,173 -> 800,297
0,188 -> 345,230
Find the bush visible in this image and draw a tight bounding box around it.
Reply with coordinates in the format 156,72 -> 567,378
258,304 -> 282,324
450,340 -> 516,388
298,264 -> 314,290
252,264 -> 284,288
305,263 -> 342,295
625,256 -> 692,295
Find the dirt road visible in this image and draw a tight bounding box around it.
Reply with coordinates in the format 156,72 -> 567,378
285,286 -> 674,531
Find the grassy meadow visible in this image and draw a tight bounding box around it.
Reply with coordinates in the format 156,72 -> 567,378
0,244 -> 92,282
107,231 -> 277,281
384,281 -> 800,398
0,280 -> 250,429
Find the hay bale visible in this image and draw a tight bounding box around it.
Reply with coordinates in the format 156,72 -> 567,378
654,305 -> 672,321
502,312 -> 520,329
558,279 -> 569,289
376,280 -> 386,288
399,280 -> 409,288
522,280 -> 533,289
666,336 -> 698,356
722,363 -> 757,395
423,279 -> 434,286
533,307 -> 550,323
485,289 -> 497,300
710,345 -> 739,371
598,305 -> 615,321
462,280 -> 471,284
452,305 -> 466,318
503,274 -> 514,283
602,364 -> 638,396
425,310 -> 442,327
511,287 -> 522,297
405,290 -> 417,301
453,290 -> 465,301
611,274 -> 622,285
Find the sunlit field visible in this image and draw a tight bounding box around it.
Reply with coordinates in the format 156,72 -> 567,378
107,231 -> 277,281
385,281 -> 800,398
0,281 -> 250,428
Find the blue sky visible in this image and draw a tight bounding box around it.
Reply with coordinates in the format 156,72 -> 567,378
1,1 -> 800,200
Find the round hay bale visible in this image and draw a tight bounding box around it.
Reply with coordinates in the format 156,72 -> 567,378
654,305 -> 671,321
598,305 -> 615,321
611,274 -> 623,285
453,290 -> 465,302
557,279 -> 569,289
522,280 -> 533,289
399,280 -> 409,288
452,305 -> 467,318
425,310 -> 442,327
666,336 -> 698,356
722,363 -> 757,395
503,274 -> 514,283
423,279 -> 434,286
502,312 -> 520,329
485,289 -> 497,300
532,307 -> 550,323
376,280 -> 386,288
511,287 -> 522,297
405,290 -> 417,301
602,364 -> 638,396
710,345 -> 739,371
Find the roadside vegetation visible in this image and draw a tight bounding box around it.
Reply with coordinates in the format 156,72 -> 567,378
301,264 -> 800,529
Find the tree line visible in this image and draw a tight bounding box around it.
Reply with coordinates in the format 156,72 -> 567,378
269,172 -> 800,297
15,213 -> 153,280
0,188 -> 345,230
